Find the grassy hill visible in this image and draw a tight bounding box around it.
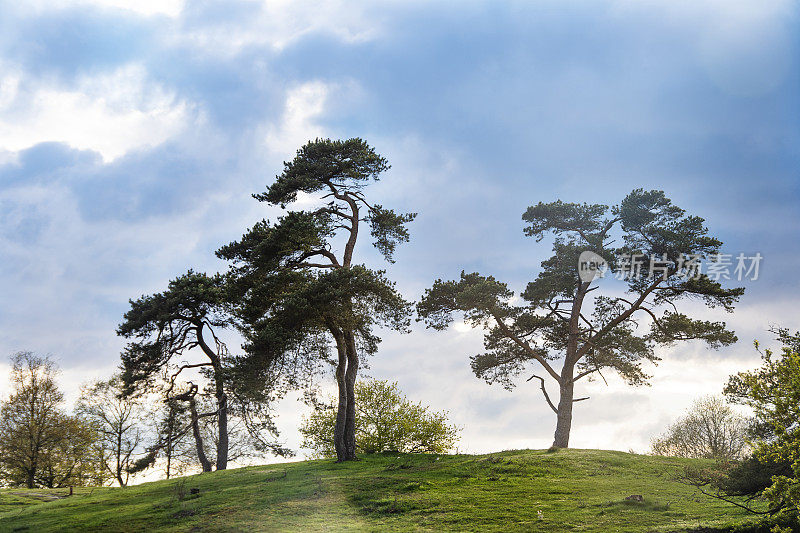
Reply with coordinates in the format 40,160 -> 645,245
0,449 -> 761,532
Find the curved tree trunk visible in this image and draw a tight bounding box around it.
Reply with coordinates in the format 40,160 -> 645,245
214,367 -> 228,471
343,331 -> 359,461
196,327 -> 229,471
329,326 -> 348,462
188,398 -> 212,472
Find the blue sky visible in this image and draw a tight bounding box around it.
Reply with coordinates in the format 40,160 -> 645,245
0,0 -> 798,456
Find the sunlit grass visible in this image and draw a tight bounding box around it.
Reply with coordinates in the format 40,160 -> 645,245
0,449 -> 760,532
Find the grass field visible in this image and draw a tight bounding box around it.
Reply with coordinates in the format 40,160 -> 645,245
0,449 -> 763,532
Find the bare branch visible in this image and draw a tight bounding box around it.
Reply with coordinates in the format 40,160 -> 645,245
166,363 -> 213,396
526,374 -> 558,414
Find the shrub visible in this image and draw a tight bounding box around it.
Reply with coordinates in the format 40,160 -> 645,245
300,379 -> 459,458
651,395 -> 748,461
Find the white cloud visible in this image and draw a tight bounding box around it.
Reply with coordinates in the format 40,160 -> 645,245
0,181 -> 212,371
263,81 -> 330,156
0,64 -> 193,162
22,0 -> 184,17
173,0 -> 384,56
257,0 -> 382,50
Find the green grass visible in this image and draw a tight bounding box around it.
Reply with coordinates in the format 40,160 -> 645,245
0,449 -> 762,532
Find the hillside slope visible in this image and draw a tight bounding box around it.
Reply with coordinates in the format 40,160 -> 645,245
0,449 -> 758,532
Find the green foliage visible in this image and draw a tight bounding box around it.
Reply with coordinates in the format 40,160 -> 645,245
368,205 -> 416,263
649,312 -> 738,348
224,262 -> 412,372
650,396 -> 748,461
724,333 -> 800,521
118,269 -> 288,468
416,272 -> 515,332
418,189 -> 742,446
218,138 -> 415,460
255,138 -> 390,207
0,353 -> 105,488
34,416 -> 104,489
117,270 -> 229,395
523,200 -> 610,243
718,456 -> 794,499
299,380 -> 460,458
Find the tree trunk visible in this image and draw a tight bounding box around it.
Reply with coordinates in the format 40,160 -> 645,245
328,324 -> 348,462
196,328 -> 228,470
26,468 -> 35,489
165,408 -> 174,479
552,281 -> 590,448
343,331 -> 359,461
189,398 -> 212,472
552,379 -> 574,448
116,432 -> 126,486
214,367 -> 228,471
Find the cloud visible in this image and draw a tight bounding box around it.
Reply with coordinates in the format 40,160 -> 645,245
0,0 -> 797,459
0,63 -> 193,161
610,0 -> 797,97
172,0 -> 384,57
263,81 -> 331,156
21,0 -> 185,18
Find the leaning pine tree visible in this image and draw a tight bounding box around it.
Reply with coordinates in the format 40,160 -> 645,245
417,189 -> 743,448
118,271 -> 236,470
218,138 -> 415,461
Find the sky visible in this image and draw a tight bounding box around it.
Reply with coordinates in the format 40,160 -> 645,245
0,0 -> 798,460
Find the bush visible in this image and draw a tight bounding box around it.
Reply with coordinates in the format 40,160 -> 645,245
651,395 -> 748,461
718,455 -> 794,498
300,379 -> 460,458
724,333 -> 800,522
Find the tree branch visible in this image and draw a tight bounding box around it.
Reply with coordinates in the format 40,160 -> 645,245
577,276 -> 663,360
526,374 -> 558,414
294,262 -> 339,269
492,310 -> 562,383
167,363 -> 213,396
291,249 -> 341,269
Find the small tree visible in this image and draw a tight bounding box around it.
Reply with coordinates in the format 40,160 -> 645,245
300,379 -> 459,458
127,385 -> 213,477
119,271 -> 241,471
151,398 -> 195,479
651,396 -> 748,460
0,352 -> 103,488
418,189 -> 741,448
35,415 -> 104,488
675,331 -> 800,524
76,376 -> 146,486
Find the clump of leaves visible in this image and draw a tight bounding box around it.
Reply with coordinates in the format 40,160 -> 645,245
300,379 -> 460,458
